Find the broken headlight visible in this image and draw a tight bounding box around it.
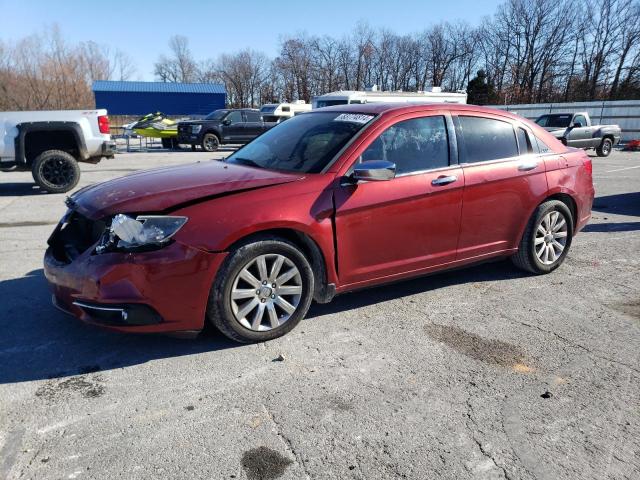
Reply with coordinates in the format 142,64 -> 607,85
96,214 -> 188,253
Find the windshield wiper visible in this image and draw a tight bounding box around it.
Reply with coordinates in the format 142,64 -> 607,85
231,157 -> 263,169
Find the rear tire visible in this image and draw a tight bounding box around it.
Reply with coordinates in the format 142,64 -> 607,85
511,200 -> 573,274
31,150 -> 80,194
201,133 -> 220,152
596,137 -> 613,157
207,237 -> 314,343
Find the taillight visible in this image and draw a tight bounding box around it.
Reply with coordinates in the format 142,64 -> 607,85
583,156 -> 593,175
98,115 -> 110,134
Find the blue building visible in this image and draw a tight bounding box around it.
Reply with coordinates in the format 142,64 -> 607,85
92,81 -> 226,116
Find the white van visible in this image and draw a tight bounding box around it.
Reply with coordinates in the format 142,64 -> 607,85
260,100 -> 312,123
312,86 -> 467,108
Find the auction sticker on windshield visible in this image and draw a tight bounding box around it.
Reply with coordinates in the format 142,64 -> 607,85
333,113 -> 374,124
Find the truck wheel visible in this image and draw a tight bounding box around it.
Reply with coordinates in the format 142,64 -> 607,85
596,138 -> 613,157
207,237 -> 314,343
32,150 -> 80,194
202,133 -> 220,152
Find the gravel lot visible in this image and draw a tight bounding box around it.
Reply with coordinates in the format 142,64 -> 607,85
0,147 -> 638,480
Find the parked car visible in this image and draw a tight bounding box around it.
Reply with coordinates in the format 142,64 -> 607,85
45,104 -> 594,343
177,108 -> 276,152
534,112 -> 620,157
0,109 -> 116,193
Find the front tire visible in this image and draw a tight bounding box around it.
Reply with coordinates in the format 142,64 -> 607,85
31,150 -> 80,194
511,200 -> 573,274
201,133 -> 220,152
596,137 -> 613,157
207,238 -> 314,343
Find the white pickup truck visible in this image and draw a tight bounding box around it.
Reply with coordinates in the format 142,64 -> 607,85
534,111 -> 621,157
0,109 -> 116,193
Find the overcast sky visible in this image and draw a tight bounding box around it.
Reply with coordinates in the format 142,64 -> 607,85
0,0 -> 502,81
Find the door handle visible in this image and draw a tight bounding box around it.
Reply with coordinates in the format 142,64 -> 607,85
431,175 -> 458,186
517,162 -> 538,171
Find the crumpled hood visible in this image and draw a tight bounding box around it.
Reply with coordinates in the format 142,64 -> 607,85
71,160 -> 303,219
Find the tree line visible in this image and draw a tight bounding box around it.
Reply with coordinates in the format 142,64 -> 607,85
156,0 -> 640,107
0,26 -> 134,111
2,0 -> 639,111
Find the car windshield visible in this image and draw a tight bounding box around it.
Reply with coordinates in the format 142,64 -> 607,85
536,114 -> 572,128
205,109 -> 228,121
226,112 -> 375,173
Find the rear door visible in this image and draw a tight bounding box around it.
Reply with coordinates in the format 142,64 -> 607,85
221,111 -> 245,143
243,110 -> 265,141
454,113 -> 548,260
334,112 -> 464,286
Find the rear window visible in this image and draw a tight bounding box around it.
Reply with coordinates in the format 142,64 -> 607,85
458,116 -> 519,163
245,111 -> 262,122
536,114 -> 572,128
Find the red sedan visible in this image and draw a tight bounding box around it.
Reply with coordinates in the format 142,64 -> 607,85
44,104 -> 594,343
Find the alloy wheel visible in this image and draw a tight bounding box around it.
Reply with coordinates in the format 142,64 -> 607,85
40,156 -> 74,188
535,210 -> 568,265
229,254 -> 303,331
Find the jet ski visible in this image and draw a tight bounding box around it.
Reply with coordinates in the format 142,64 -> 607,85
131,112 -> 179,139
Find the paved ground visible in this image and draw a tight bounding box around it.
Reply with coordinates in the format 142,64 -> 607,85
0,147 -> 638,480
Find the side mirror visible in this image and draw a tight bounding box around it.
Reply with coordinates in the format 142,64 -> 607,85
222,119 -> 232,126
353,160 -> 396,182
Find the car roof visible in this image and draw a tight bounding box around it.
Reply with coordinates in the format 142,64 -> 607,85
314,102 -> 526,122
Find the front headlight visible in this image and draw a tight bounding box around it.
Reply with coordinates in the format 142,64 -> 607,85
192,125 -> 202,134
96,214 -> 188,253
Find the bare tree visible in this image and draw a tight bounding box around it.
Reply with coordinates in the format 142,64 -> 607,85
154,35 -> 198,82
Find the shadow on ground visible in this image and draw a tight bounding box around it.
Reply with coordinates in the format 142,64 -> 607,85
1,261 -> 526,384
0,183 -> 49,197
0,269 -> 239,385
307,259 -> 525,319
582,222 -> 640,233
592,192 -> 640,217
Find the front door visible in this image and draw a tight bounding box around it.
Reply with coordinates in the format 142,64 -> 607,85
334,114 -> 464,287
565,114 -> 595,148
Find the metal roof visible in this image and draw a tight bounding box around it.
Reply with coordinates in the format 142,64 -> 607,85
92,81 -> 225,94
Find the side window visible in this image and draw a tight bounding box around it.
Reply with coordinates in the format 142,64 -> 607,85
360,116 -> 449,175
516,127 -> 532,154
458,116 -> 519,163
282,106 -> 290,112
573,115 -> 586,127
245,111 -> 261,122
225,111 -> 243,124
536,137 -> 552,154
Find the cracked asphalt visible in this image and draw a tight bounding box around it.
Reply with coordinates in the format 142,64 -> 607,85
1,146 -> 638,480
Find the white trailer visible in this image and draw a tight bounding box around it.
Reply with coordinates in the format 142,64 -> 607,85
312,86 -> 467,108
259,100 -> 312,122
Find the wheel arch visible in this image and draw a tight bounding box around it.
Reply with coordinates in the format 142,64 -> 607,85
224,227 -> 335,304
14,122 -> 87,165
545,192 -> 577,231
